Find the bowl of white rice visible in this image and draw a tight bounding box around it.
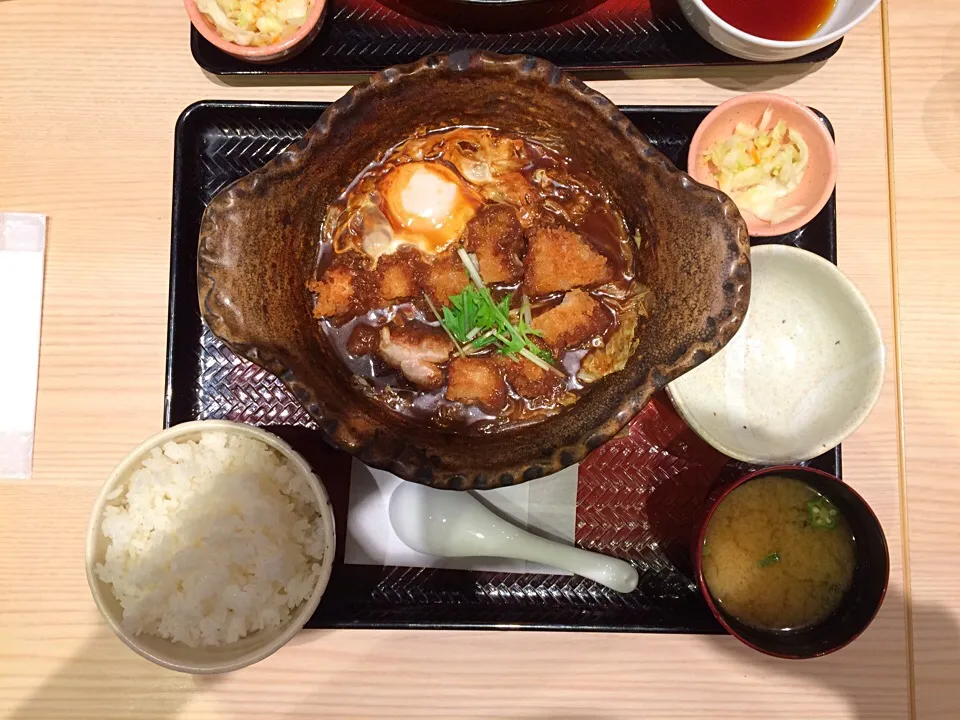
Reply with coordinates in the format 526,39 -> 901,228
85,420 -> 336,674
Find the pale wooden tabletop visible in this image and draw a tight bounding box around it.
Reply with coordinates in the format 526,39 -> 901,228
0,1 -> 955,718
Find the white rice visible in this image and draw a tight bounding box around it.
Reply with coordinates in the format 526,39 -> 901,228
94,431 -> 325,648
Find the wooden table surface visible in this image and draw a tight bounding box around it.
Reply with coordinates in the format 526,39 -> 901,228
0,1 -> 956,718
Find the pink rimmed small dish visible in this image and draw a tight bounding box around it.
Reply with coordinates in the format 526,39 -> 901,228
184,0 -> 327,64
688,93 -> 837,238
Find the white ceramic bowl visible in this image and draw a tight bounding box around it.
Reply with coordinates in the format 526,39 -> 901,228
678,0 -> 880,62
85,420 -> 336,674
666,245 -> 884,464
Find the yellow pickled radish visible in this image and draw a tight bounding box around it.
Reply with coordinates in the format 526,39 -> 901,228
702,106 -> 809,223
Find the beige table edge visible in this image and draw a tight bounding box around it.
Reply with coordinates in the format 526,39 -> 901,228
884,0 -> 960,719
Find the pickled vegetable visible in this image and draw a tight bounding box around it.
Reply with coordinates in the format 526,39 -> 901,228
703,108 -> 809,223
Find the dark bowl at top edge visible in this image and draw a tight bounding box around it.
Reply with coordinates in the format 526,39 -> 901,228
196,50 -> 751,490
440,0 -> 541,4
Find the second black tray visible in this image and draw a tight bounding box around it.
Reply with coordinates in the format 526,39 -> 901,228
192,0 -> 843,75
168,100 -> 839,632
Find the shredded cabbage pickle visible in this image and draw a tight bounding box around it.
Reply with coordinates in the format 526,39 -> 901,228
196,0 -> 312,47
703,107 -> 809,223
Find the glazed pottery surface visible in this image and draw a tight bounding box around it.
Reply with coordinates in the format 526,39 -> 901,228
198,50 -> 750,489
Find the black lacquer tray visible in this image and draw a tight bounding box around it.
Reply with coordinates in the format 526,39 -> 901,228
191,0 -> 842,76
167,100 -> 840,631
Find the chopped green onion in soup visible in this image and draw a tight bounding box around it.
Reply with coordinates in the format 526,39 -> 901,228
757,552 -> 780,567
807,497 -> 839,530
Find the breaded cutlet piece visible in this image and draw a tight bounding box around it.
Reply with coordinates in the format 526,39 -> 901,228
523,226 -> 613,297
531,289 -> 612,351
445,356 -> 509,413
307,258 -> 377,321
498,355 -> 564,401
376,245 -> 425,301
463,204 -> 525,284
308,265 -> 356,318
379,321 -> 454,390
423,247 -> 470,307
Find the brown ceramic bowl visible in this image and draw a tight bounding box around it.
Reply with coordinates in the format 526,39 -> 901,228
197,50 -> 751,490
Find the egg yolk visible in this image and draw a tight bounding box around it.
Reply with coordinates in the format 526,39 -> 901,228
380,162 -> 481,254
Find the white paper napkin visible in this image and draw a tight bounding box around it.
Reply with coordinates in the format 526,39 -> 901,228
345,459 -> 579,574
0,213 -> 46,480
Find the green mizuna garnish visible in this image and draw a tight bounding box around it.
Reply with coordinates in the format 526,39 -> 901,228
433,249 -> 561,375
441,286 -> 512,346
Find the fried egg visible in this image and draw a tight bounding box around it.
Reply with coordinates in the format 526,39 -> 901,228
378,161 -> 482,256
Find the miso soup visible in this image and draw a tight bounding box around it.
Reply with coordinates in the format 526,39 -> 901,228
701,475 -> 856,632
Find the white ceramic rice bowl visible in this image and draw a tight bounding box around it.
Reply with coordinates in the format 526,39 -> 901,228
85,420 -> 335,674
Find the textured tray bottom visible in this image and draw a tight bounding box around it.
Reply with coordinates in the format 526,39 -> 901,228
187,328 -> 836,632
168,101 -> 839,632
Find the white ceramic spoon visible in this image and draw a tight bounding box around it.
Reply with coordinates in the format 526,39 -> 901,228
389,482 -> 639,594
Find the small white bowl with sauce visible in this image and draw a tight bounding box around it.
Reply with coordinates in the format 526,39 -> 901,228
678,0 -> 880,62
666,244 -> 884,465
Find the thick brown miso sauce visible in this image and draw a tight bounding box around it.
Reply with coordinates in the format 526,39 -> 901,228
315,126 -> 644,433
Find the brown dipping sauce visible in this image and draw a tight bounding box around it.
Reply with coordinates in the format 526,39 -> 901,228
309,126 -> 647,433
702,0 -> 836,41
